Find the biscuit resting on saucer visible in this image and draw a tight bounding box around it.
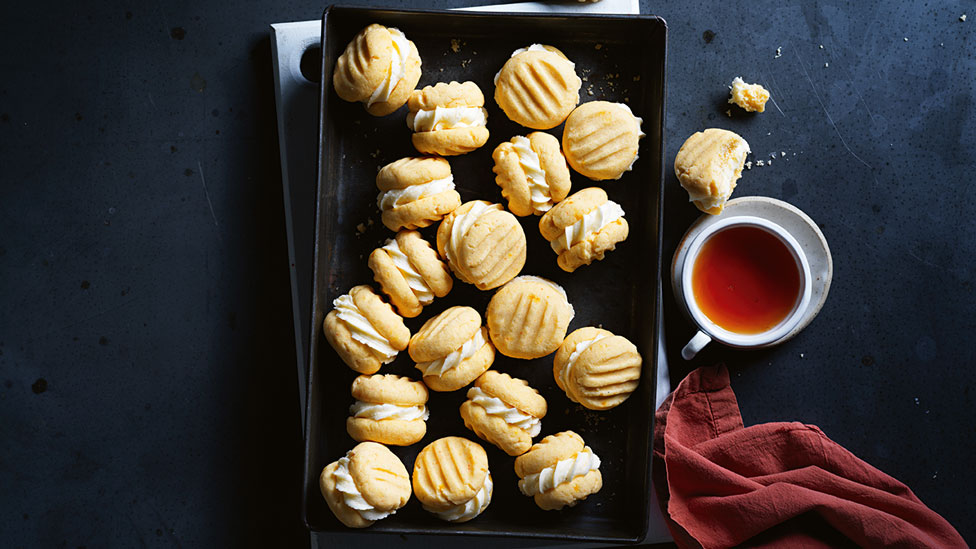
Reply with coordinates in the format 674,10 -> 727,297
514,431 -> 602,510
673,127 -> 751,215
323,285 -> 410,374
407,81 -> 489,156
369,230 -> 452,318
486,275 -> 574,359
460,371 -> 547,456
320,441 -> 412,528
492,132 -> 572,216
409,306 -> 495,392
494,44 -> 581,129
413,437 -> 493,522
376,156 -> 461,232
539,187 -> 628,272
437,200 -> 526,291
562,101 -> 644,180
553,327 -> 642,410
332,24 -> 422,116
346,374 -> 429,446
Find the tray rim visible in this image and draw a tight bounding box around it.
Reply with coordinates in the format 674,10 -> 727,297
302,4 -> 668,542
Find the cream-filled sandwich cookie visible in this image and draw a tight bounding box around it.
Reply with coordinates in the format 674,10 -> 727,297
436,200 -> 526,291
460,371 -> 547,456
492,132 -> 572,216
514,431 -> 602,511
412,437 -> 492,523
323,285 -> 410,375
485,275 -> 574,359
406,81 -> 489,156
674,128 -> 750,215
332,24 -> 422,117
320,441 -> 412,528
562,101 -> 644,180
494,44 -> 581,130
539,187 -> 628,273
376,156 -> 462,232
346,374 -> 429,446
409,306 -> 495,392
368,230 -> 452,318
553,327 -> 642,410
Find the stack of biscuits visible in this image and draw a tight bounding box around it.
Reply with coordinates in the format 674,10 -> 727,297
319,24 -> 649,529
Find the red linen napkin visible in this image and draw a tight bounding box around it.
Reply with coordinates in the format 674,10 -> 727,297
653,365 -> 966,548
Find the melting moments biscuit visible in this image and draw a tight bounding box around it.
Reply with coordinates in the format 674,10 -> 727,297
486,275 -> 574,359
562,101 -> 644,180
409,306 -> 495,392
346,374 -> 429,446
460,371 -> 547,456
413,437 -> 493,522
514,431 -> 602,511
407,81 -> 489,156
369,230 -> 452,318
494,44 -> 581,129
674,128 -> 750,215
376,156 -> 461,231
320,442 -> 411,528
492,132 -> 572,216
539,187 -> 628,272
436,200 -> 526,291
323,285 -> 410,374
553,327 -> 642,410
332,24 -> 422,116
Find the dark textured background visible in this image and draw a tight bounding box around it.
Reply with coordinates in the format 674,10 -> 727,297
0,0 -> 972,547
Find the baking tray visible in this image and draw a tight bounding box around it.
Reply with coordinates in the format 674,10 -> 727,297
303,5 -> 666,542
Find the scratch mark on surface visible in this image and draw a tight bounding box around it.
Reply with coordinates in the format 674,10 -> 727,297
148,93 -> 156,109
759,71 -> 786,116
767,69 -> 792,107
791,44 -> 873,170
197,160 -> 222,242
841,67 -> 879,125
908,248 -> 947,271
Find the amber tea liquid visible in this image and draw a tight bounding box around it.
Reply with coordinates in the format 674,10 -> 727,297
691,226 -> 801,335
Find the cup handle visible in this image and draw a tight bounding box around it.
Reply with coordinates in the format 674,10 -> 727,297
681,331 -> 711,360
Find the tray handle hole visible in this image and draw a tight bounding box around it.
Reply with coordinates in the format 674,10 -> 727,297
300,45 -> 322,84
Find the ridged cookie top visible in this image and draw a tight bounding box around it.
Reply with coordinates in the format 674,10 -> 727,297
562,101 -> 643,180
555,327 -> 642,410
436,201 -> 527,290
333,24 -> 395,103
348,285 -> 411,350
408,306 -> 483,362
538,187 -> 608,241
408,81 -> 485,110
412,437 -> 489,510
673,128 -> 750,214
475,370 -> 547,418
492,132 -> 572,216
351,374 -> 428,406
495,48 -> 581,130
486,275 -> 573,359
514,430 -> 585,478
345,441 -> 412,510
377,156 -> 452,191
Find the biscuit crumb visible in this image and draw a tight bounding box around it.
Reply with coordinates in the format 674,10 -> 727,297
745,161 -> 753,170
439,67 -> 444,72
367,218 -> 374,227
725,109 -> 732,117
594,43 -> 602,50
767,159 -> 773,165
769,153 -> 777,159
370,149 -> 380,158
961,14 -> 967,22
824,62 -> 829,68
587,89 -> 593,96
450,38 -> 462,53
781,151 -> 786,157
633,75 -> 640,82
774,47 -> 782,58
756,159 -> 765,167
582,76 -> 588,81
819,44 -> 824,49
728,77 -> 770,113
624,97 -> 630,103
903,37 -> 908,42
460,59 -> 472,68
356,223 -> 366,235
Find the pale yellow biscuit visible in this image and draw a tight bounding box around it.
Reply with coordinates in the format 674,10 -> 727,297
514,431 -> 603,510
492,132 -> 572,217
332,24 -> 422,117
407,81 -> 489,156
436,201 -> 526,291
562,101 -> 644,180
486,275 -> 574,359
538,187 -> 629,273
494,45 -> 581,129
412,437 -> 490,514
553,327 -> 642,410
346,374 -> 429,446
409,306 -> 494,392
673,128 -> 750,215
460,371 -> 547,456
323,285 -> 410,374
320,441 -> 411,528
376,157 -> 462,231
729,77 -> 770,113
369,230 -> 453,318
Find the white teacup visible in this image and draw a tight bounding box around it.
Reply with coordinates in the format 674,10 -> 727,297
680,216 -> 812,360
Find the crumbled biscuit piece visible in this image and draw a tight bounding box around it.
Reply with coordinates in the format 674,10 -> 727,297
728,77 -> 770,113
961,14 -> 967,22
451,38 -> 462,53
774,47 -> 782,58
594,44 -> 602,50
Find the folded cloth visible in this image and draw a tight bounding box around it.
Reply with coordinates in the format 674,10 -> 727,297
653,365 -> 966,548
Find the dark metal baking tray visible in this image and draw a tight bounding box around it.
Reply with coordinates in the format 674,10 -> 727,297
303,5 -> 667,542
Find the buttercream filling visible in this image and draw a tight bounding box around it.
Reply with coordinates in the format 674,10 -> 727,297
376,175 -> 455,211
334,456 -> 394,521
426,473 -> 493,522
367,28 -> 411,107
615,103 -> 645,174
467,386 -> 541,436
349,400 -> 429,421
511,275 -> 575,321
416,328 -> 486,377
518,448 -> 601,497
333,294 -> 398,363
380,238 -> 434,304
560,334 -> 609,391
494,44 -> 575,84
406,106 -> 488,132
550,201 -> 625,254
510,136 -> 553,213
444,201 -> 497,265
